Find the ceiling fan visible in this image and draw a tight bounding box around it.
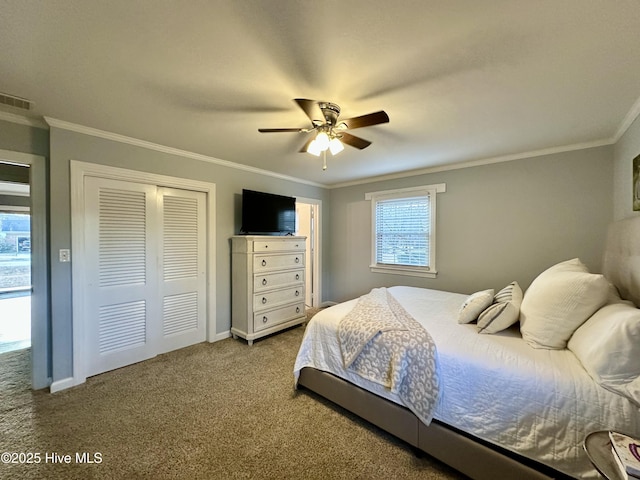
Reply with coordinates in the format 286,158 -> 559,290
258,98 -> 389,170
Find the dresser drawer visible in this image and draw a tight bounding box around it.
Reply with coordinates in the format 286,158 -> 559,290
254,303 -> 305,332
253,253 -> 304,272
254,269 -> 303,292
253,239 -> 305,253
253,286 -> 304,312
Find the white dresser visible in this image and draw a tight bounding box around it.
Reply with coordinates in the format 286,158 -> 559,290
231,235 -> 307,345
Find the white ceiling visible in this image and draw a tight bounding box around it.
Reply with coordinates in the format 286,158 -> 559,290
1,0 -> 640,186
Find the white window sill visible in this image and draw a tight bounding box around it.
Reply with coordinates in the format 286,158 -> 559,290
370,264 -> 438,278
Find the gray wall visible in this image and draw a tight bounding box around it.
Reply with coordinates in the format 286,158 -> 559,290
614,115 -> 640,220
49,126 -> 328,382
326,146 -> 614,303
0,119 -> 49,158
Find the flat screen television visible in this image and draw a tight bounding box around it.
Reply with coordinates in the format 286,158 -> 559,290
240,189 -> 296,235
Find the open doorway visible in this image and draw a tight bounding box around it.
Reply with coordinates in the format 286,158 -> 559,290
0,180 -> 31,354
295,197 -> 322,309
0,150 -> 48,391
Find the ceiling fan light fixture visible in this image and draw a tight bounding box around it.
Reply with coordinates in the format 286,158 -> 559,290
258,98 -> 389,169
307,139 -> 322,156
315,131 -> 330,151
329,137 -> 344,155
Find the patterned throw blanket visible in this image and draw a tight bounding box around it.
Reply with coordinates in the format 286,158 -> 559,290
338,287 -> 440,425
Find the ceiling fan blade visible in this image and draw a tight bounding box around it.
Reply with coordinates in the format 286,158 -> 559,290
294,98 -> 325,123
340,132 -> 372,149
258,128 -> 307,133
340,111 -> 389,129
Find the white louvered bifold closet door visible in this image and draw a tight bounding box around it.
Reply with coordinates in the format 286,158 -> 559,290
158,187 -> 206,353
83,178 -> 206,377
84,177 -> 160,377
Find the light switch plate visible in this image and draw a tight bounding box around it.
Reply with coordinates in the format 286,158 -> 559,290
59,249 -> 71,262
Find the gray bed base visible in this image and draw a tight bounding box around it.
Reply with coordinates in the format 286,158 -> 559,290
298,367 -> 574,480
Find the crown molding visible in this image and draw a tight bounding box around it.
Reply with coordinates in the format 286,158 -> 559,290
327,138 -> 615,189
613,94 -> 640,142
38,116 -> 625,191
43,117 -> 326,188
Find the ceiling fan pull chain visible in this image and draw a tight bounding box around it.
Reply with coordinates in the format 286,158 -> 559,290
322,150 -> 327,171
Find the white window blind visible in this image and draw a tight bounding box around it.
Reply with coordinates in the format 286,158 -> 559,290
366,184 -> 444,278
375,195 -> 430,267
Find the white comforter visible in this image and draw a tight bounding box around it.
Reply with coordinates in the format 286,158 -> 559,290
293,286 -> 640,479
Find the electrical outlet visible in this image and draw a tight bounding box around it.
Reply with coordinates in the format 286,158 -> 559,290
59,249 -> 71,262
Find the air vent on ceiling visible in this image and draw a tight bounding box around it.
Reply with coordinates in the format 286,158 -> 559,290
0,92 -> 32,110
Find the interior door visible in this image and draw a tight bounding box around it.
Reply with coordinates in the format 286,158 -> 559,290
158,187 -> 206,353
84,177 -> 159,377
295,200 -> 319,308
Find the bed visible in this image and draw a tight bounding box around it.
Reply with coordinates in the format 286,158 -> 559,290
294,216 -> 640,480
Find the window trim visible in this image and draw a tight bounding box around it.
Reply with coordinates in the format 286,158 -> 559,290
365,183 -> 445,278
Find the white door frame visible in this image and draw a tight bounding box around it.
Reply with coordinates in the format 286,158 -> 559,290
0,149 -> 49,390
295,196 -> 322,308
69,161 -> 216,388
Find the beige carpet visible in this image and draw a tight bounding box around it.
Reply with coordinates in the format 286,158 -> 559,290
0,327 -> 467,480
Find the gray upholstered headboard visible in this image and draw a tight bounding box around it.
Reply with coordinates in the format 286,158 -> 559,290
602,215 -> 640,307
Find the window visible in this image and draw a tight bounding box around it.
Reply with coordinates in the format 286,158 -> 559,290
365,184 -> 445,278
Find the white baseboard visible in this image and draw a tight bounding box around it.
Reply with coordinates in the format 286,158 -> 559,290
212,330 -> 231,342
50,377 -> 78,393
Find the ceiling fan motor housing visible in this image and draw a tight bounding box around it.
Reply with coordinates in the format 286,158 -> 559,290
318,102 -> 340,126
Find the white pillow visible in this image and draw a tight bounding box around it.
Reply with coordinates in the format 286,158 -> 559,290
519,258 -> 610,349
568,302 -> 640,406
542,257 -> 588,273
457,289 -> 494,324
478,282 -> 522,334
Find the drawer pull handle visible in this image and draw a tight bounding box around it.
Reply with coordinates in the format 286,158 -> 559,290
261,259 -> 267,267
262,297 -> 267,304
296,307 -> 301,313
295,257 -> 300,264
262,316 -> 268,323
262,278 -> 268,286
295,290 -> 300,296
295,274 -> 300,280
